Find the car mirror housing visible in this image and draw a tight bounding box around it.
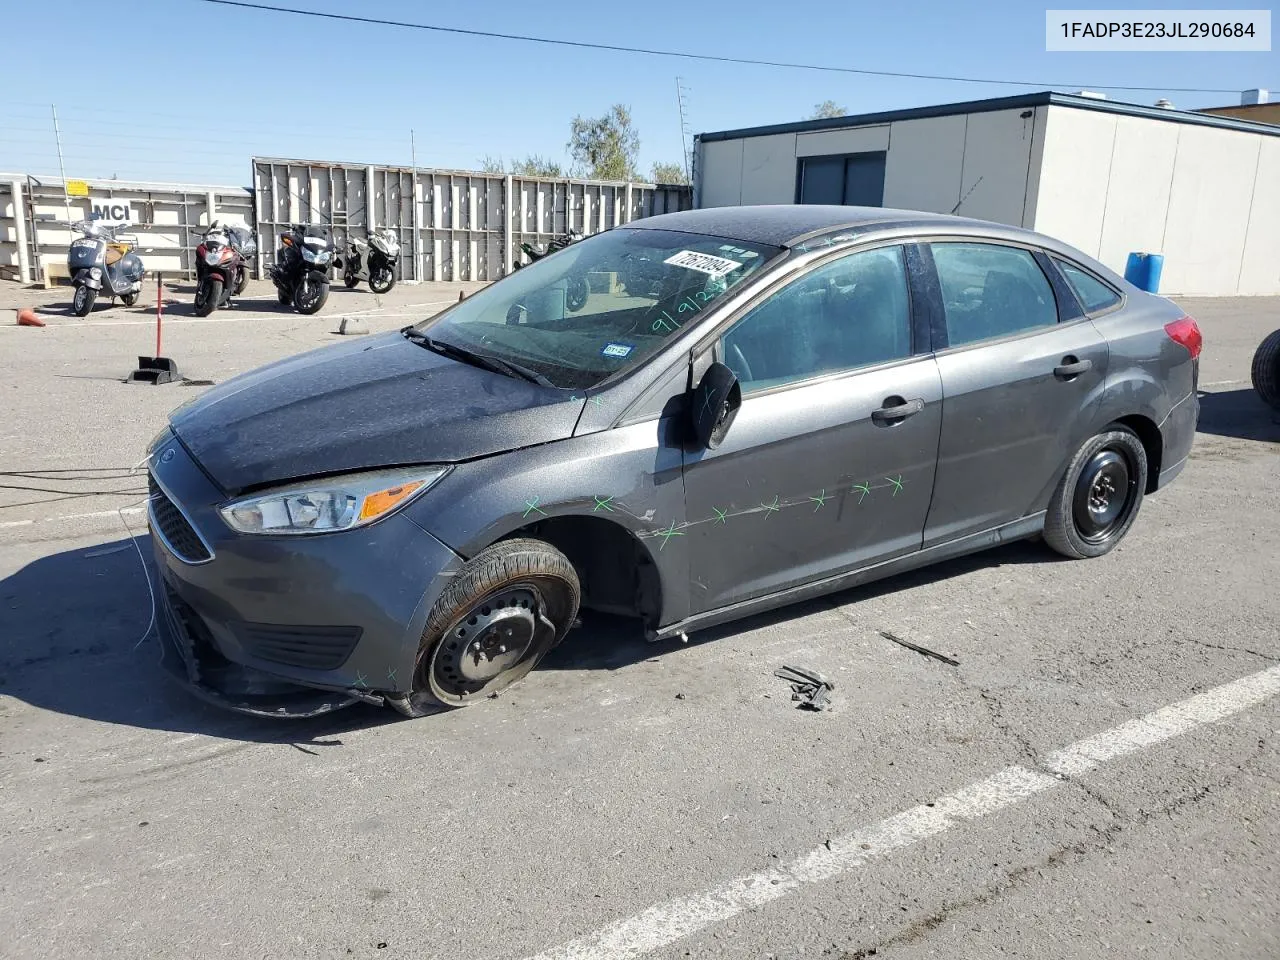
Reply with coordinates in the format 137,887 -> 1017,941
691,361 -> 741,450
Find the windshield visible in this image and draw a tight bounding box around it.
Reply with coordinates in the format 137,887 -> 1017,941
411,227 -> 782,390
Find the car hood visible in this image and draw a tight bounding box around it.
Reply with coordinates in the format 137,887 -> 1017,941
169,331 -> 580,493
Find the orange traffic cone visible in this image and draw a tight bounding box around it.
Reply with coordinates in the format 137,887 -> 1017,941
16,308 -> 45,328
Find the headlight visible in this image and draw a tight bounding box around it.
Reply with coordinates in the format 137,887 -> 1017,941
219,466 -> 449,535
301,245 -> 330,263
90,267 -> 102,279
205,248 -> 226,265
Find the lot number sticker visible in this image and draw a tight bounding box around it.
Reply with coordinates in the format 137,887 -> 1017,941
665,250 -> 742,278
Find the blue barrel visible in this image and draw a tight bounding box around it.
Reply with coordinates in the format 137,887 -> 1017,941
1124,252 -> 1164,293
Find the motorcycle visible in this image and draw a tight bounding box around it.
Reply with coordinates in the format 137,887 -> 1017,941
334,229 -> 400,293
193,221 -> 256,317
515,229 -> 587,310
67,220 -> 145,316
267,224 -> 331,315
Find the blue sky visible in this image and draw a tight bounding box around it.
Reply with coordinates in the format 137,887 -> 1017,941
1,0 -> 1273,185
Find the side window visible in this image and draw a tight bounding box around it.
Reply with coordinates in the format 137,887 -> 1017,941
1054,258 -> 1122,314
721,246 -> 911,392
931,242 -> 1058,347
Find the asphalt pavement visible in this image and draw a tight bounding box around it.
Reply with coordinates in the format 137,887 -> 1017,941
1,282 -> 1278,959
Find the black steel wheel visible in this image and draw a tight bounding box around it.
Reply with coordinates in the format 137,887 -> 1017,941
1251,328 -> 1280,411
369,266 -> 395,294
393,539 -> 580,717
1044,427 -> 1147,559
72,284 -> 96,317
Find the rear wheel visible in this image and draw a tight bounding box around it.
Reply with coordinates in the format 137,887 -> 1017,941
1044,427 -> 1147,559
392,538 -> 580,717
233,268 -> 250,296
72,284 -> 96,317
343,270 -> 359,289
1250,328 -> 1280,411
194,277 -> 222,317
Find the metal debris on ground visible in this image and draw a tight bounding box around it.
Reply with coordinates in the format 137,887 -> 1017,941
879,630 -> 959,666
773,664 -> 835,711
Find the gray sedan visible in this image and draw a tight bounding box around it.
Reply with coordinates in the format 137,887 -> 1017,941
145,205 -> 1201,718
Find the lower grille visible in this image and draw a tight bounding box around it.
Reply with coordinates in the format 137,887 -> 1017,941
231,623 -> 362,671
148,473 -> 212,563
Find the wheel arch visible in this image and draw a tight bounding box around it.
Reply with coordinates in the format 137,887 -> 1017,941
1110,413 -> 1163,493
495,514 -> 664,629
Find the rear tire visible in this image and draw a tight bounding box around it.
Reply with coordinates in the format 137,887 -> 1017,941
194,277 -> 222,317
72,285 -> 96,317
233,268 -> 250,296
394,538 -> 580,717
343,270 -> 359,289
1044,427 -> 1147,560
1250,328 -> 1280,411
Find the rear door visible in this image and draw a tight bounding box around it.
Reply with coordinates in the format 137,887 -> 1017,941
681,243 -> 942,613
921,239 -> 1108,546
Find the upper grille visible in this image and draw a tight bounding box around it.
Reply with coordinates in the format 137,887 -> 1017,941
148,473 -> 212,563
230,623 -> 362,670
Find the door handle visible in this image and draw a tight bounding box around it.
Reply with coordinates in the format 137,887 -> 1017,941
871,397 -> 925,424
1054,356 -> 1092,380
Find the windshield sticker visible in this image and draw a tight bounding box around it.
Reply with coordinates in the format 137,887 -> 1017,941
665,250 -> 742,278
601,342 -> 634,359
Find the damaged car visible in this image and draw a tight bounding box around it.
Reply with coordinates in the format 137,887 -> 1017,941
145,205 -> 1201,718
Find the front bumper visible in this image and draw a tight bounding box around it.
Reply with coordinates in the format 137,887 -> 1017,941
147,435 -> 465,718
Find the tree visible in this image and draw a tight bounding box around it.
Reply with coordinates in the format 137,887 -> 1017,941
568,104 -> 640,181
510,155 -> 564,178
650,161 -> 688,185
810,100 -> 848,119
479,155 -> 506,173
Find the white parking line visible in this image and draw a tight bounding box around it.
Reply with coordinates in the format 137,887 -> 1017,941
0,506 -> 144,530
523,663 -> 1280,960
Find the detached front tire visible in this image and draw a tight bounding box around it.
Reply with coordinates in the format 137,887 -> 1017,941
1044,426 -> 1147,559
395,538 -> 580,717
1251,328 -> 1280,411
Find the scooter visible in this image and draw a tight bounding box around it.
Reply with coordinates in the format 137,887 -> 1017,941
335,229 -> 399,294
193,221 -> 256,317
268,224 -> 331,315
67,220 -> 145,316
515,229 -> 587,310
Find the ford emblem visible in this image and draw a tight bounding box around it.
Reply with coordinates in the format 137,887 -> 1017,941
160,448 -> 176,464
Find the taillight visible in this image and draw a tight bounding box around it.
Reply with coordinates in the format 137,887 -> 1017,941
1164,315 -> 1202,359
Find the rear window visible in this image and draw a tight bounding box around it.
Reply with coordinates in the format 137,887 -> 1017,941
1054,259 -> 1122,314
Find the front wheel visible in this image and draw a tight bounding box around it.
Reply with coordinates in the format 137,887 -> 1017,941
194,276 -> 222,317
1043,427 -> 1148,559
72,284 -> 96,317
394,539 -> 581,717
369,265 -> 396,294
1250,328 -> 1280,411
293,273 -> 329,314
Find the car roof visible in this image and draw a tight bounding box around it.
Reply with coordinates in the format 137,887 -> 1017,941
626,204 -> 1125,283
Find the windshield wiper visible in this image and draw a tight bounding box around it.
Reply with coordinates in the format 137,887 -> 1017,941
402,329 -> 555,388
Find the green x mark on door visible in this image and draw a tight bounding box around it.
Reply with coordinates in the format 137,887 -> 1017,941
886,475 -> 905,496
656,521 -> 684,549
593,496 -> 615,513
523,497 -> 547,518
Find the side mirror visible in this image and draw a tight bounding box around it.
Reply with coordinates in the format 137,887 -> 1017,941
691,361 -> 741,450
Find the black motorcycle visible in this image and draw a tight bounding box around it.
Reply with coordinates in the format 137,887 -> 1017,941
194,221 -> 256,317
67,220 -> 145,316
515,229 -> 587,310
268,224 -> 331,315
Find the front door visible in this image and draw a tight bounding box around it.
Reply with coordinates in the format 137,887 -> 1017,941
681,244 -> 942,614
921,240 -> 1110,546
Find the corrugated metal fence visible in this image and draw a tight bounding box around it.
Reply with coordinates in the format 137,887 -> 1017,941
251,157 -> 692,282
1,164 -> 692,286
